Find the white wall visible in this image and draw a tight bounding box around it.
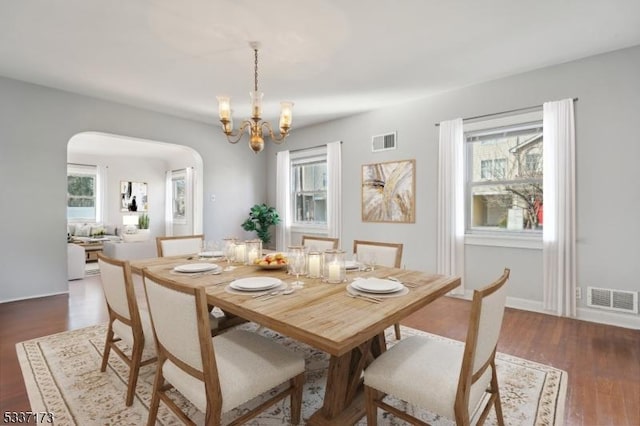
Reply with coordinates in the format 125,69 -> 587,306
267,45 -> 640,327
0,77 -> 267,302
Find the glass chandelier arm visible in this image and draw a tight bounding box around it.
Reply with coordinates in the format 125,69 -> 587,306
260,121 -> 289,143
223,119 -> 252,144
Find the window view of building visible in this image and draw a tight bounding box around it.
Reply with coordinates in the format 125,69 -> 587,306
67,164 -> 97,222
466,122 -> 543,232
291,153 -> 327,225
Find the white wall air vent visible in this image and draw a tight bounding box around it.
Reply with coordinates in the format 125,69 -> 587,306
372,132 -> 397,152
587,286 -> 638,314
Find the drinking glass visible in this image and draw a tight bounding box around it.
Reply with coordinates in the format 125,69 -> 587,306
289,246 -> 306,288
223,238 -> 236,271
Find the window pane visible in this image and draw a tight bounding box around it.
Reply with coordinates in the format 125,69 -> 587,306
467,125 -> 543,232
172,177 -> 186,220
292,159 -> 327,224
67,174 -> 96,220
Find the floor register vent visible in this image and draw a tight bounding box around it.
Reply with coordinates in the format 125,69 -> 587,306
587,286 -> 638,314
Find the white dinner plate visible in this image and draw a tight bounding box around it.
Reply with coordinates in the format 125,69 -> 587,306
230,277 -> 283,291
351,278 -> 403,294
173,263 -> 219,273
345,260 -> 361,270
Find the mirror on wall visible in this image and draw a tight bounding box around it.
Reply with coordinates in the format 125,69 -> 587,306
120,181 -> 148,212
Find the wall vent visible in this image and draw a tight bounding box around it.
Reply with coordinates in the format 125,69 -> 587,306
372,132 -> 397,152
587,286 -> 638,314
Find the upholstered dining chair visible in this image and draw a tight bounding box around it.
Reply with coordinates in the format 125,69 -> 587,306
363,268 -> 511,426
353,240 -> 404,339
301,235 -> 339,251
156,234 -> 204,257
142,269 -> 306,426
97,253 -> 157,406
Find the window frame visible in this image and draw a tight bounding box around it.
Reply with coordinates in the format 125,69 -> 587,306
171,169 -> 187,224
67,163 -> 99,223
290,146 -> 328,232
463,111 -> 544,249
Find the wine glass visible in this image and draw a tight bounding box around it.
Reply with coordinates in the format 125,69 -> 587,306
223,238 -> 236,271
289,246 -> 306,288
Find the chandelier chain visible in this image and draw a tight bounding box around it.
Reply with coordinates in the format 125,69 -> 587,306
254,48 -> 259,92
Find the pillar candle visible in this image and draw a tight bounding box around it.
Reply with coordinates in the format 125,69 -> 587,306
328,261 -> 340,282
309,256 -> 321,277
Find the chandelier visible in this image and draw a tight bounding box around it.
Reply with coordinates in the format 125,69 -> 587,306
217,42 -> 294,153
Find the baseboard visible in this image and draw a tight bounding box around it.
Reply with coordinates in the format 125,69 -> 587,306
448,291 -> 640,330
0,290 -> 69,304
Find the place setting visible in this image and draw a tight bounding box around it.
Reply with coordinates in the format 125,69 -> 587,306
170,262 -> 222,277
346,276 -> 409,302
224,276 -> 289,296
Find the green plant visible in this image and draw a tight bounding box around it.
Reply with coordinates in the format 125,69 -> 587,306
138,213 -> 150,229
241,204 -> 280,245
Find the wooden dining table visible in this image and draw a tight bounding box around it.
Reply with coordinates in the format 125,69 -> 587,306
130,256 -> 460,425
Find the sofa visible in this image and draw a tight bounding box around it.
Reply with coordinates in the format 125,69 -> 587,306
102,240 -> 157,261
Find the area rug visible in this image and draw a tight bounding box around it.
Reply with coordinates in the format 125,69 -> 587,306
16,324 -> 566,425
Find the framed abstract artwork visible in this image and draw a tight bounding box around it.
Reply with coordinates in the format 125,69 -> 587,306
361,159 -> 415,223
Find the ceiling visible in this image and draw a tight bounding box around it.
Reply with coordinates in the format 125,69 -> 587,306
2,0 -> 640,131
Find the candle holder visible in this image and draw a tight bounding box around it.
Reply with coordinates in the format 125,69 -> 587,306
234,241 -> 247,264
322,249 -> 346,283
307,251 -> 322,278
245,239 -> 262,265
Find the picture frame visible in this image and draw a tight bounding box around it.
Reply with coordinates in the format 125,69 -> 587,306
120,181 -> 148,212
361,159 -> 415,223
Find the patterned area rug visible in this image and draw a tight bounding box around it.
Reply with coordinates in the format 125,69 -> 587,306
16,324 -> 566,425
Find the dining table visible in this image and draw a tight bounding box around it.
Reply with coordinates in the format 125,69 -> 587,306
130,255 -> 460,425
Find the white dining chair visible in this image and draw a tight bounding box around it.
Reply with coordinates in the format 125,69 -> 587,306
301,235 -> 339,251
156,234 -> 204,257
143,269 -> 306,425
363,268 -> 510,426
98,254 -> 157,406
353,240 -> 404,339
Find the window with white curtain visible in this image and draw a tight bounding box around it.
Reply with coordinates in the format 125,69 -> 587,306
465,112 -> 543,236
290,147 -> 328,228
171,169 -> 187,223
67,163 -> 98,222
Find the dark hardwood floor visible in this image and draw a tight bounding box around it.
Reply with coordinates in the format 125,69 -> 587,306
1,275 -> 639,425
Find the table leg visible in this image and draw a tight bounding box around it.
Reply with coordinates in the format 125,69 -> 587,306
307,332 -> 386,425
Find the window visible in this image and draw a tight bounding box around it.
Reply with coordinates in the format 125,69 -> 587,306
67,164 -> 98,222
171,170 -> 186,223
466,120 -> 543,233
291,147 -> 327,226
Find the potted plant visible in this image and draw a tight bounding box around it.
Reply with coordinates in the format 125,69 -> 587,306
241,204 -> 280,245
138,213 -> 150,230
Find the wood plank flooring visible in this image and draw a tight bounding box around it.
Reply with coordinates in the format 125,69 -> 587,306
1,275 -> 639,425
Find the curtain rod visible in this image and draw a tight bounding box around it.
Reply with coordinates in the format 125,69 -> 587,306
275,140 -> 342,155
434,97 -> 578,127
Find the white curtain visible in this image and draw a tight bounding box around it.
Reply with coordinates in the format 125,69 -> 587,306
164,170 -> 173,236
185,167 -> 194,234
327,141 -> 342,241
275,151 -> 291,252
543,99 -> 576,317
437,118 -> 465,295
96,165 -> 108,223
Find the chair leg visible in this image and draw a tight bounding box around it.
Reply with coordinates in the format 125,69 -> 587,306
491,362 -> 505,426
393,323 -> 402,340
289,373 -> 305,425
100,325 -> 114,372
147,363 -> 164,426
126,341 -> 144,406
364,385 -> 378,426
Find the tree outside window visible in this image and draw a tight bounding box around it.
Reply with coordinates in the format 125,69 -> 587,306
466,124 -> 543,232
67,164 -> 97,222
